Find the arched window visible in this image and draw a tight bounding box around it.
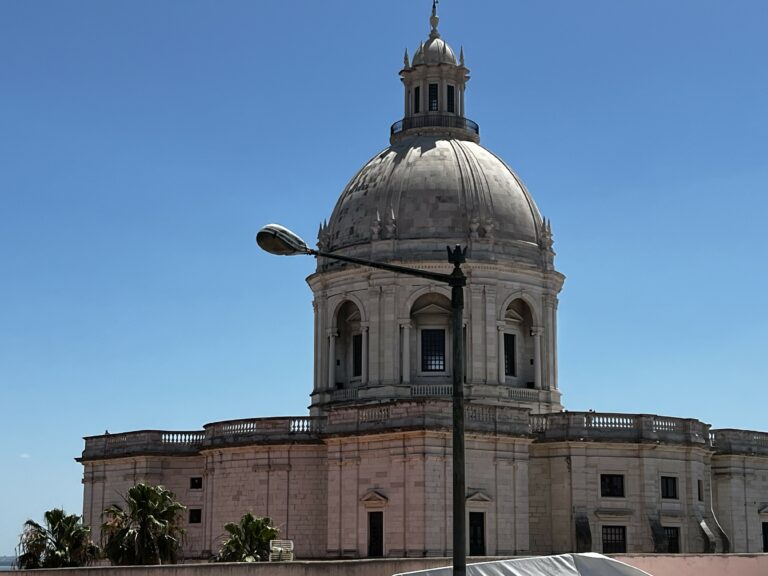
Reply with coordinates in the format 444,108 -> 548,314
409,293 -> 452,381
334,301 -> 362,389
501,299 -> 535,387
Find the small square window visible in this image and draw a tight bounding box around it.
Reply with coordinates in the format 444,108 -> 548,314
190,477 -> 203,490
600,474 -> 625,498
189,508 -> 202,524
661,476 -> 678,499
601,525 -> 626,553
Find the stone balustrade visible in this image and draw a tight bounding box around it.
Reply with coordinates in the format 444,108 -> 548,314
532,412 -> 711,446
82,408 -> 767,460
710,428 -> 768,455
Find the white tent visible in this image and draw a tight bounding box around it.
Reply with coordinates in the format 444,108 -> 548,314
393,553 -> 653,576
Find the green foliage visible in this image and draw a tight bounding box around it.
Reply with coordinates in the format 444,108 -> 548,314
215,513 -> 279,563
101,483 -> 186,565
16,508 -> 99,569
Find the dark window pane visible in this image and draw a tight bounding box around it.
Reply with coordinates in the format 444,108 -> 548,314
697,479 -> 703,502
429,83 -> 439,111
414,86 -> 420,113
421,329 -> 445,371
353,333 -> 363,377
189,509 -> 202,524
190,477 -> 203,490
504,333 -> 516,376
600,474 -> 625,498
447,85 -> 455,113
664,526 -> 680,553
661,476 -> 678,499
602,525 -> 626,553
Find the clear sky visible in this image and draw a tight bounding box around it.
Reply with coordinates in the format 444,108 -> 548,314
1,0 -> 766,556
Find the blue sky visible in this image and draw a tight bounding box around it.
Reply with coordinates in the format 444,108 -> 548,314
1,0 -> 766,556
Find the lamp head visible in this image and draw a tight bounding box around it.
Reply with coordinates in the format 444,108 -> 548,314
256,224 -> 311,256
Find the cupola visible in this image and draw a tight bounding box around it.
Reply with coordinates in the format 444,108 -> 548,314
392,1 -> 478,144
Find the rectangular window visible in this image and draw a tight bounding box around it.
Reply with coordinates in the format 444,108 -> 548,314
661,476 -> 678,499
697,479 -> 703,502
664,526 -> 680,553
447,85 -> 455,113
504,333 -> 516,376
600,474 -> 625,498
189,477 -> 203,490
602,525 -> 626,553
429,83 -> 439,111
189,509 -> 202,524
414,86 -> 420,114
421,329 -> 445,371
353,333 -> 363,377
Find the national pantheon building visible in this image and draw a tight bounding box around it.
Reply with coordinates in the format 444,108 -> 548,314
79,5 -> 768,560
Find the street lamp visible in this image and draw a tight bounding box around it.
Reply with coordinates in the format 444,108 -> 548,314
257,223 -> 468,576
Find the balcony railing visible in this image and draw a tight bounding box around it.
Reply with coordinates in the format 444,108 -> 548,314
391,114 -> 479,137
81,409 -> 768,460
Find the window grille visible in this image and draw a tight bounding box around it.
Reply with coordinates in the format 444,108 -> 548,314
664,526 -> 680,553
429,83 -> 439,111
421,329 -> 445,371
600,474 -> 625,498
447,85 -> 455,113
601,525 -> 626,553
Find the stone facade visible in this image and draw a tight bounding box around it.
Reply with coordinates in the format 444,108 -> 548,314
79,5 -> 768,561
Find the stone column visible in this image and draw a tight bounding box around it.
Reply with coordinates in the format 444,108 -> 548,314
497,325 -> 506,385
532,328 -> 543,390
401,322 -> 411,384
361,325 -> 369,385
327,331 -> 337,391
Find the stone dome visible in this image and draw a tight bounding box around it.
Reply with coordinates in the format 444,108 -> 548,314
323,135 -> 544,261
412,37 -> 457,66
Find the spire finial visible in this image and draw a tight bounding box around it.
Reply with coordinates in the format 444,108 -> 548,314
430,0 -> 440,38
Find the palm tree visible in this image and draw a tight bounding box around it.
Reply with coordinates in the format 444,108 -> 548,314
16,508 -> 99,569
215,513 -> 279,562
101,483 -> 186,565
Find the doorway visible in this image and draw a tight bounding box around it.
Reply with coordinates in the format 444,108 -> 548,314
469,512 -> 485,556
368,511 -> 383,557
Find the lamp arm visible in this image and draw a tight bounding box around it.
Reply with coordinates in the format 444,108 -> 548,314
310,249 -> 462,285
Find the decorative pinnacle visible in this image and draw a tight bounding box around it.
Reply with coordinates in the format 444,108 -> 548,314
430,0 -> 440,38
403,47 -> 410,68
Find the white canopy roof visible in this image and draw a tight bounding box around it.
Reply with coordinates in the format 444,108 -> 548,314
393,553 -> 653,576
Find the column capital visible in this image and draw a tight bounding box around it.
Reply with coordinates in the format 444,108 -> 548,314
530,327 -> 544,337
326,329 -> 338,338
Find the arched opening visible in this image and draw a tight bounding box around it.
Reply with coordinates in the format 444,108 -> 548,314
501,299 -> 535,388
408,292 -> 452,383
334,300 -> 363,389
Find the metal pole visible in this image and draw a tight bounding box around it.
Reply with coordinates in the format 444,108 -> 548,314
448,246 -> 466,576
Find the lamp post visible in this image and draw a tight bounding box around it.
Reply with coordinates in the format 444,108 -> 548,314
257,223 -> 468,576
